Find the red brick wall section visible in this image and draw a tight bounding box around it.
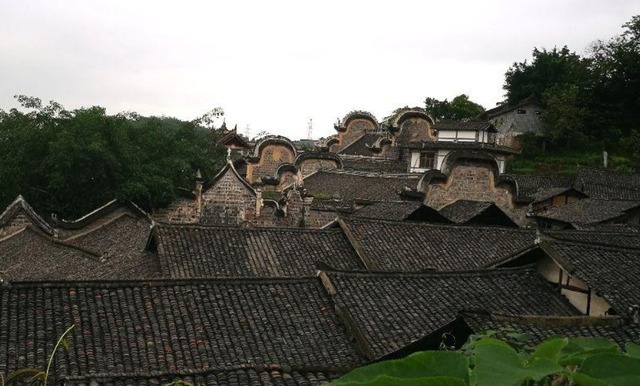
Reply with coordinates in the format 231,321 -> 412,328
200,169 -> 256,226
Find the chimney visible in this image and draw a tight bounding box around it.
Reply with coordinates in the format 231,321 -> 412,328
195,169 -> 204,216
603,151 -> 608,169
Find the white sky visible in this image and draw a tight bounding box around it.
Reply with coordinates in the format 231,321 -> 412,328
1,1 -> 637,139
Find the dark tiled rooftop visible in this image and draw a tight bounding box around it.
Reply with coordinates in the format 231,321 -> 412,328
340,156 -> 407,173
0,278 -> 364,382
0,227 -> 102,281
545,228 -> 640,249
352,201 -> 424,221
543,240 -> 640,315
338,133 -> 391,157
438,200 -> 492,223
508,175 -> 575,202
433,120 -> 495,132
536,199 -> 640,226
574,167 -> 640,200
303,170 -> 420,204
462,312 -> 640,348
154,225 -> 364,278
323,268 -> 579,358
340,218 -> 536,271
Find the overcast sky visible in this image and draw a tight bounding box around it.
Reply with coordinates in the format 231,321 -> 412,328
1,1 -> 637,139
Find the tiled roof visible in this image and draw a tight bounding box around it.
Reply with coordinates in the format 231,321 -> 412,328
0,227 -> 102,281
64,214 -> 160,279
536,199 -> 640,226
506,174 -> 576,202
462,312 -> 640,348
434,120 -> 495,132
340,156 -> 407,173
338,133 -> 391,157
0,278 -> 364,383
153,225 -> 365,278
340,218 -> 536,271
438,200 -> 516,226
63,368 -> 340,386
545,228 -> 640,249
322,268 -> 579,358
574,167 -> 640,200
310,199 -> 355,213
400,141 -> 518,154
352,201 -> 424,221
303,170 -> 420,204
542,240 -> 640,315
485,94 -> 542,118
0,195 -> 54,235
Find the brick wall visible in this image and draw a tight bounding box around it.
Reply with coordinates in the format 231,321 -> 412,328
153,197 -> 198,224
331,118 -> 377,153
200,169 -> 256,226
425,159 -> 525,224
246,144 -> 295,183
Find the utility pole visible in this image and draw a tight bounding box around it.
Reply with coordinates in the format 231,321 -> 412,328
307,118 -> 313,140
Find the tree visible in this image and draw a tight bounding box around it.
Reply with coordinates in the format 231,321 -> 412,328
424,94 -> 485,121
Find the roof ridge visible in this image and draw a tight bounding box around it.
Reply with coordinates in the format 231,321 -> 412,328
154,223 -> 344,233
320,265 -> 538,278
3,276 -> 322,288
343,216 -> 535,233
545,238 -> 640,252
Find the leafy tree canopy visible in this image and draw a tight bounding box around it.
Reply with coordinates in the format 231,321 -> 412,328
425,94 -> 485,121
0,96 -> 226,218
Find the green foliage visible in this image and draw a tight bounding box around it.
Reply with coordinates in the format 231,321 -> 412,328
0,96 -> 226,217
330,334 -> 640,386
502,14 -> 640,155
424,94 -> 485,121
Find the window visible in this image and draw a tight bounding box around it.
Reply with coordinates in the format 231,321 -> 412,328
517,109 -> 527,114
417,151 -> 436,169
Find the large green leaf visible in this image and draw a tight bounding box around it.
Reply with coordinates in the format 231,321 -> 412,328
473,339 -> 562,386
560,337 -> 619,366
625,342 -> 640,359
572,353 -> 640,386
529,337 -> 568,363
331,351 -> 468,385
332,375 -> 466,386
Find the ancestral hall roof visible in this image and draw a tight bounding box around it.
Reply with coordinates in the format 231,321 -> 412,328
0,278 -> 364,383
321,267 -> 579,359
536,199 -> 640,226
152,224 -> 364,278
339,218 -> 536,271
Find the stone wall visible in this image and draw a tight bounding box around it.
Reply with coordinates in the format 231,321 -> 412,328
306,209 -> 339,229
200,169 -> 256,226
425,159 -> 524,224
397,117 -> 435,145
246,144 -> 296,184
153,197 -> 198,224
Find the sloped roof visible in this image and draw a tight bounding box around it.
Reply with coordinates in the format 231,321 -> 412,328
352,201 -> 425,221
303,170 -> 420,203
339,218 -> 536,271
541,240 -> 640,315
574,167 -> 640,200
64,214 -> 160,279
400,141 -> 518,154
0,226 -> 101,281
338,133 -> 393,157
438,200 -> 516,226
54,199 -> 152,230
485,94 -> 543,118
536,199 -> 640,226
462,312 -> 639,348
205,160 -> 256,196
507,175 -> 576,202
216,126 -> 249,149
0,278 -> 364,383
63,368 -> 340,386
545,228 -> 640,249
0,195 -> 54,235
153,224 -> 365,278
340,156 -> 407,173
434,120 -> 496,132
321,267 -> 579,358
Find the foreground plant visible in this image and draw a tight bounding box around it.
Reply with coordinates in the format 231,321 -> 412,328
331,334 -> 640,386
